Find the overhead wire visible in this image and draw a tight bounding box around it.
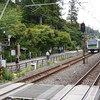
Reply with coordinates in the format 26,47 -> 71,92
76,0 -> 100,26
30,0 -> 41,12
88,0 -> 100,23
20,1 -> 79,31
31,0 -> 35,4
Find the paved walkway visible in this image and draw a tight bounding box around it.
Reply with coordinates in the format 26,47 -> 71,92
6,50 -> 81,67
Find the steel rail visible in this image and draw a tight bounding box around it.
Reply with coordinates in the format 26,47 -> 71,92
60,59 -> 100,100
93,73 -> 100,85
0,53 -> 95,99
82,73 -> 100,100
16,53 -> 92,83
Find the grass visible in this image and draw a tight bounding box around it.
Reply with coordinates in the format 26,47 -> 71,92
16,66 -> 33,78
46,60 -> 51,65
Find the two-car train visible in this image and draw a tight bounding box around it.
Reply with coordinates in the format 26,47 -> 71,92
87,38 -> 100,53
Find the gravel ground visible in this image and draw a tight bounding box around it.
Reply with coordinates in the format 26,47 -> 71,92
35,53 -> 100,86
14,52 -> 100,86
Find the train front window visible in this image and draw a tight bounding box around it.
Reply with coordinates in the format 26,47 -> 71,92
88,40 -> 97,46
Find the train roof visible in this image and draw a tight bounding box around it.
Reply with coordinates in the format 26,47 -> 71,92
88,38 -> 100,41
96,38 -> 100,41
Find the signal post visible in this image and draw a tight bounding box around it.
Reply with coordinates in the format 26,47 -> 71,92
81,22 -> 86,64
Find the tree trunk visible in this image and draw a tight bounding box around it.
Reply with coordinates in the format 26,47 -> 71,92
39,16 -> 42,25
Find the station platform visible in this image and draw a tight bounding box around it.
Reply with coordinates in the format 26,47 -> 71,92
0,83 -> 100,100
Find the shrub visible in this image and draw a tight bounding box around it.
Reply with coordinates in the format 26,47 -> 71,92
37,64 -> 43,69
59,57 -> 66,61
2,67 -> 14,81
16,66 -> 33,78
46,60 -> 51,65
20,54 -> 27,60
0,76 -> 3,83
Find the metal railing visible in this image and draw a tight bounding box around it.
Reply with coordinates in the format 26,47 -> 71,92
6,52 -> 78,72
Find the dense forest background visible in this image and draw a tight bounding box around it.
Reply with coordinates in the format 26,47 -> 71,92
0,0 -> 100,62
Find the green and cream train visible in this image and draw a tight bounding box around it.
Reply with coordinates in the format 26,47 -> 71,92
87,38 -> 100,53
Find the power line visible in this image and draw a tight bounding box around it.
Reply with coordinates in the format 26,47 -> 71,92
76,1 -> 100,25
30,0 -> 40,12
25,2 -> 59,7
25,0 -> 67,7
21,1 -> 78,31
88,0 -> 100,21
31,0 -> 35,4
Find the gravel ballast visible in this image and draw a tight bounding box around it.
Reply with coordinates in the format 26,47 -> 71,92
35,53 -> 100,86
14,52 -> 100,86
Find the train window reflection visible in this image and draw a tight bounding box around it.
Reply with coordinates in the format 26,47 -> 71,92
88,40 -> 97,46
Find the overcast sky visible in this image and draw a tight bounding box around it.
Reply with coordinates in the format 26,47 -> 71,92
61,0 -> 100,31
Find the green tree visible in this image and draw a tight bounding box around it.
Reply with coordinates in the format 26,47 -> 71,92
21,0 -> 62,28
67,0 -> 78,24
0,0 -> 84,62
19,25 -> 71,53
10,22 -> 27,47
0,2 -> 22,35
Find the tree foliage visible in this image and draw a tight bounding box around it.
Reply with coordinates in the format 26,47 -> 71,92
0,0 -> 91,62
19,25 -> 71,53
67,0 -> 78,24
21,0 -> 62,28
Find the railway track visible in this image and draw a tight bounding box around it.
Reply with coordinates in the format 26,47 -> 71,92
16,53 -> 93,83
80,61 -> 100,86
60,59 -> 100,100
0,53 -> 100,100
